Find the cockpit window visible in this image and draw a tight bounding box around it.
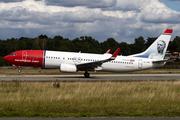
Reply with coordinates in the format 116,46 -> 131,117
10,53 -> 17,56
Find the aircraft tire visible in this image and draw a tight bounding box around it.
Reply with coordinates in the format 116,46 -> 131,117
84,72 -> 90,78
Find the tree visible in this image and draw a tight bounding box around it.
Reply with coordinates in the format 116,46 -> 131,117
131,36 -> 146,54
119,42 -> 131,55
72,38 -> 83,52
46,38 -> 55,50
39,35 -> 48,39
145,37 -> 157,48
100,38 -> 119,53
169,36 -> 180,52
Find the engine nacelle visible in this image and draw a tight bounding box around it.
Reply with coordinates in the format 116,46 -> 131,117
60,64 -> 77,73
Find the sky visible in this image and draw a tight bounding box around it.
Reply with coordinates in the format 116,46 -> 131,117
0,0 -> 180,43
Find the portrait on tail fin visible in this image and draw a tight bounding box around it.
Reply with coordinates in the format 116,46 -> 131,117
148,40 -> 166,60
157,40 -> 166,54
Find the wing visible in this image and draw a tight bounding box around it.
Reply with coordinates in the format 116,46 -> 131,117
77,48 -> 120,71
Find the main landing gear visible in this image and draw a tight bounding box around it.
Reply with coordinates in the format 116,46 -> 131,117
84,71 -> 90,78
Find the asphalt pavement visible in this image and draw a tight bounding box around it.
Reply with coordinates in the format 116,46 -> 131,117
0,74 -> 179,82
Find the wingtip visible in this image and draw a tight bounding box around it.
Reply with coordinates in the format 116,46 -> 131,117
106,49 -> 111,54
111,48 -> 120,58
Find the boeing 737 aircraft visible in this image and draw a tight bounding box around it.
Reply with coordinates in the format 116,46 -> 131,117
3,29 -> 173,77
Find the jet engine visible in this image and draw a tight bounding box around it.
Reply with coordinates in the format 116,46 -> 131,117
60,63 -> 77,73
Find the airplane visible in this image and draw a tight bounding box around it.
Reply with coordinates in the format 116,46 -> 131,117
3,29 -> 173,77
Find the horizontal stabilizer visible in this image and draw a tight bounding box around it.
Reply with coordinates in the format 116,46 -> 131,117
152,59 -> 175,63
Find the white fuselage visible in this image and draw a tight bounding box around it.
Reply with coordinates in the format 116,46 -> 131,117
44,50 -> 164,72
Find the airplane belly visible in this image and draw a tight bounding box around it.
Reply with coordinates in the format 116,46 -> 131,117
101,60 -> 153,72
101,63 -> 139,72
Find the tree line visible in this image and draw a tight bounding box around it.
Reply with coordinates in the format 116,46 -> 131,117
0,35 -> 180,66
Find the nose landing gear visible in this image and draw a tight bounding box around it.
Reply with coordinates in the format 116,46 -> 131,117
18,68 -> 21,73
84,71 -> 90,78
12,64 -> 21,73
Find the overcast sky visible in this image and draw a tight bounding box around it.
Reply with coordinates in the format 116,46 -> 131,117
0,0 -> 180,43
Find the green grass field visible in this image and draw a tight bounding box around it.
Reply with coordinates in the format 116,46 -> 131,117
0,81 -> 180,117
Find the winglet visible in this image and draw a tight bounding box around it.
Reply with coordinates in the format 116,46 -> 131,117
111,48 -> 120,59
105,49 -> 111,54
164,29 -> 173,34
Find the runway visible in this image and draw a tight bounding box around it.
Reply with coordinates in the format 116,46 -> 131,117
0,74 -> 180,82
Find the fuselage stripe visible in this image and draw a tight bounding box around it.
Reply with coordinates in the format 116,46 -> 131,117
43,50 -> 46,68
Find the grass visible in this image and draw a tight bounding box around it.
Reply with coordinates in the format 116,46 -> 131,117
0,81 -> 180,117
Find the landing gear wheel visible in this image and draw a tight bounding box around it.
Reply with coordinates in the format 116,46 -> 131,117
18,69 -> 21,73
84,72 -> 90,78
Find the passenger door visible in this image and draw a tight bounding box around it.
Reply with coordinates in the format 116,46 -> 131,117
138,59 -> 143,69
22,51 -> 27,62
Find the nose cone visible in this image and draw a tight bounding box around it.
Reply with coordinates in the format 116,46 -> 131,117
3,55 -> 10,62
